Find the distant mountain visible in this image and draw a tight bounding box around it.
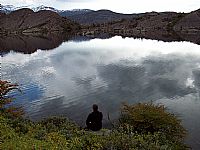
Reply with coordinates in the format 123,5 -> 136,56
0,4 -> 62,13
0,4 -> 137,25
31,5 -> 61,13
68,9 -> 137,25
59,9 -> 93,17
0,4 -> 16,13
0,8 -> 80,34
0,4 -> 93,17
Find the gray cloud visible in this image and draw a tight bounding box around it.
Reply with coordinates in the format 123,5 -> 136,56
1,0 -> 199,13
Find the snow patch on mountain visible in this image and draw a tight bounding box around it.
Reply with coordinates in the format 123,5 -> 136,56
0,4 -> 92,14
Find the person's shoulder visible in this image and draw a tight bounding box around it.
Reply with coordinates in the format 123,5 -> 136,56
87,112 -> 93,117
89,112 -> 93,115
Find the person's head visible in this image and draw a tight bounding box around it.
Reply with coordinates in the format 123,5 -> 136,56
93,104 -> 98,112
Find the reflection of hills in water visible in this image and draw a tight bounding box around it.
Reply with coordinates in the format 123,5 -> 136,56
175,32 -> 200,45
111,31 -> 200,45
68,32 -> 200,45
0,33 -> 112,55
1,32 -> 200,55
0,33 -> 74,55
70,33 -> 113,42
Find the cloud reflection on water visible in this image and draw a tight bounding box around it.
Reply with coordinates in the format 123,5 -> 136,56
2,36 -> 200,148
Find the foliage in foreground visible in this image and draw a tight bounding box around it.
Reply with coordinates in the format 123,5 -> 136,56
0,80 -> 23,117
118,103 -> 187,142
0,115 -> 188,150
0,80 -> 189,149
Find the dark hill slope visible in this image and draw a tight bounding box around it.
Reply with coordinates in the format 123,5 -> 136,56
79,10 -> 200,44
59,9 -> 93,17
174,9 -> 200,32
0,12 -> 5,18
0,8 -> 80,34
68,9 -> 137,25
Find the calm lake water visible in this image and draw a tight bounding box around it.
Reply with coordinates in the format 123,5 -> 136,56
1,36 -> 200,149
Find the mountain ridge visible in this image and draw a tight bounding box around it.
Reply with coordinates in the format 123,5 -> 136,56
67,9 -> 137,24
0,8 -> 80,34
0,4 -> 93,16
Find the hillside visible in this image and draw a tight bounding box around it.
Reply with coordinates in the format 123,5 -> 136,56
0,8 -> 80,34
0,12 -> 5,18
68,9 -> 137,24
174,9 -> 200,33
79,10 -> 200,44
0,4 -> 135,25
59,9 -> 93,17
79,12 -> 185,37
0,4 -> 94,19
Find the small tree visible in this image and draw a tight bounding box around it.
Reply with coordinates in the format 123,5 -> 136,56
0,80 -> 23,117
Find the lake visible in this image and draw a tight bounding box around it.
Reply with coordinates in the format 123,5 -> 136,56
1,35 -> 200,149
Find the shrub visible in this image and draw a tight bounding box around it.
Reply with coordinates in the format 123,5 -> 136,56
103,130 -> 187,150
0,80 -> 23,117
117,103 -> 187,141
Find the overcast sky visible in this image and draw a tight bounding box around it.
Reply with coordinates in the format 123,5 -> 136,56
1,0 -> 200,13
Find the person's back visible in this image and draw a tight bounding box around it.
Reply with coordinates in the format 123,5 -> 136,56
86,104 -> 103,131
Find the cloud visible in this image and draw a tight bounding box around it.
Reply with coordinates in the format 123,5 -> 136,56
55,0 -> 200,13
56,0 -> 94,2
1,0 -> 199,13
0,0 -> 56,7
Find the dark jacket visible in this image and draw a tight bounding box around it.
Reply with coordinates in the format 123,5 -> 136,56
86,111 -> 103,131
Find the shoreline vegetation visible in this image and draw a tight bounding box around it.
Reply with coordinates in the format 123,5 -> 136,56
0,80 -> 189,149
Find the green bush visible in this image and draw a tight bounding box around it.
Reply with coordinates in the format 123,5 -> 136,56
0,113 -> 188,150
117,103 -> 187,142
103,130 -> 187,150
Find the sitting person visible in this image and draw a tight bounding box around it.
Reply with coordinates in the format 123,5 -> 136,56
86,104 -> 103,131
